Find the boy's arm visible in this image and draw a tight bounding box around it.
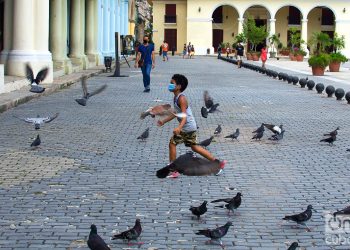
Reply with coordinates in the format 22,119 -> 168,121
173,96 -> 187,134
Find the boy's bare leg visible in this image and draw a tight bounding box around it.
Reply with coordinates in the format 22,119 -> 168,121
190,145 -> 215,161
169,142 -> 177,162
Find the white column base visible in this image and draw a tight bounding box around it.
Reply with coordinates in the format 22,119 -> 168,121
53,58 -> 73,74
0,64 -> 4,94
6,50 -> 53,83
87,53 -> 101,66
69,55 -> 89,69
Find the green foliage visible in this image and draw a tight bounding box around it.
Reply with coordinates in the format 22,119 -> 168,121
269,34 -> 280,53
329,52 -> 348,63
243,16 -> 268,51
235,33 -> 246,43
331,33 -> 345,53
308,53 -> 331,68
308,32 -> 331,54
289,27 -> 304,49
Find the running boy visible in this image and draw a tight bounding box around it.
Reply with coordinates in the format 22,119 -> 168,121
157,74 -> 226,178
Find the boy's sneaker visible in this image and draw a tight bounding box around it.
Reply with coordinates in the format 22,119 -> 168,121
167,171 -> 180,178
215,160 -> 227,176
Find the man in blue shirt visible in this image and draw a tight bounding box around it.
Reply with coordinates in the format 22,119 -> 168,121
135,35 -> 155,92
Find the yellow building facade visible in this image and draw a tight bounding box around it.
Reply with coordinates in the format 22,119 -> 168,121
152,0 -> 350,57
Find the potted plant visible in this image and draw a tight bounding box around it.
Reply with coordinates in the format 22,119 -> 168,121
289,27 -> 305,61
294,48 -> 307,61
329,33 -> 347,72
280,46 -> 290,56
308,53 -> 330,76
243,16 -> 268,61
268,34 -> 280,58
220,42 -> 226,53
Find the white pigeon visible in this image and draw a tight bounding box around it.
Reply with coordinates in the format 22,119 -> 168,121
13,113 -> 59,130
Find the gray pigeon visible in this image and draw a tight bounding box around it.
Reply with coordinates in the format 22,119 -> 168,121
75,76 -> 107,106
203,90 -> 214,109
263,123 -> 283,134
201,106 -> 208,118
214,125 -> 222,136
320,135 -> 336,146
14,113 -> 59,130
26,63 -> 48,93
87,224 -> 110,250
252,123 -> 264,134
268,130 -> 285,141
30,134 -> 41,148
198,136 -> 214,148
225,128 -> 240,141
213,192 -> 242,215
208,103 -> 220,113
195,221 -> 233,248
287,242 -> 299,250
137,128 -> 149,140
283,205 -> 313,231
324,127 -> 339,137
112,219 -> 143,245
333,205 -> 350,217
189,201 -> 208,220
252,130 -> 264,140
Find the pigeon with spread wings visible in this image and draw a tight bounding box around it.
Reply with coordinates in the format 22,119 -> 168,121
13,113 -> 59,130
26,63 -> 49,93
75,76 -> 107,106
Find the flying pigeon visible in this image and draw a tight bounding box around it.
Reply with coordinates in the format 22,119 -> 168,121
25,63 -> 49,93
225,128 -> 240,141
320,135 -> 336,146
268,130 -> 285,141
333,205 -> 350,217
203,90 -> 214,109
198,136 -> 214,148
252,123 -> 264,134
137,128 -> 149,141
112,219 -> 143,245
140,104 -> 186,119
201,106 -> 208,118
287,242 -> 299,250
87,224 -> 110,250
213,193 -> 242,215
252,130 -> 264,141
208,103 -> 220,113
189,201 -> 208,220
346,149 -> 350,152
156,152 -> 225,178
13,113 -> 59,130
323,127 -> 339,137
75,76 -> 107,106
283,205 -> 313,231
195,221 -> 233,248
30,134 -> 41,148
263,123 -> 283,134
214,125 -> 222,136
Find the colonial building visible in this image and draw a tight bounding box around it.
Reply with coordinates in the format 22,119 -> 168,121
0,0 -> 135,91
152,0 -> 350,57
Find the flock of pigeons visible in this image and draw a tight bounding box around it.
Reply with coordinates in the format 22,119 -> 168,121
9,65 -> 350,249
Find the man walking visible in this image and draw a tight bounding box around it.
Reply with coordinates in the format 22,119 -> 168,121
135,35 -> 155,93
161,40 -> 169,61
235,42 -> 244,68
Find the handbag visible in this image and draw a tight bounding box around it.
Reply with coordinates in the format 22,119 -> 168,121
138,45 -> 149,68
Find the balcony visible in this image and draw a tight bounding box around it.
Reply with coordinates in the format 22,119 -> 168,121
164,15 -> 177,24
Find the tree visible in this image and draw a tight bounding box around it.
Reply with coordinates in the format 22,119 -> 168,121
243,16 -> 268,52
331,33 -> 345,53
289,27 -> 304,49
308,32 -> 331,55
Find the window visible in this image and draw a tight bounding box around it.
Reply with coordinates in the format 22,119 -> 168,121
165,4 -> 176,23
322,8 -> 334,25
288,6 -> 301,25
212,6 -> 223,23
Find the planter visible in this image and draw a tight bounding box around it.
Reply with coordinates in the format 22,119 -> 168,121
296,55 -> 304,62
329,61 -> 341,72
247,53 -> 252,60
221,48 -> 227,54
311,66 -> 325,76
290,54 -> 296,61
252,54 -> 259,61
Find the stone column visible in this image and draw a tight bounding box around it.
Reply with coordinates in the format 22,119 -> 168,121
335,20 -> 350,58
120,0 -> 126,35
0,0 -> 14,68
86,0 -> 100,64
124,0 -> 129,35
237,18 -> 244,35
50,0 -> 72,73
301,19 -> 309,57
69,0 -> 89,69
268,18 -> 276,54
102,0 -> 110,55
116,0 -> 121,33
6,0 -> 53,82
109,0 -> 115,54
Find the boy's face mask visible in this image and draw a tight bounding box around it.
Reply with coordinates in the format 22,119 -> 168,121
168,83 -> 176,92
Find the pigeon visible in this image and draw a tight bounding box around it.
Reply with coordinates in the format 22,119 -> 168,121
26,63 -> 49,93
156,152 -> 225,178
195,221 -> 233,248
198,136 -> 214,148
87,224 -> 110,250
140,104 -> 172,119
252,123 -> 264,134
214,125 -> 222,136
30,134 -> 41,148
268,130 -> 285,141
75,76 -> 107,106
347,149 -> 350,152
203,90 -> 214,109
137,128 -> 149,141
252,130 -> 264,140
208,103 -> 220,113
213,192 -> 242,215
225,128 -> 240,141
283,205 -> 313,231
189,201 -> 208,220
263,123 -> 283,134
320,135 -> 336,146
13,113 -> 59,130
287,242 -> 299,250
323,127 -> 339,137
333,205 -> 350,217
112,219 -> 143,245
201,106 -> 208,118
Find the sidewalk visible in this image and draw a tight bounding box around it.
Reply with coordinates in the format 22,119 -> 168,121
0,59 -> 133,113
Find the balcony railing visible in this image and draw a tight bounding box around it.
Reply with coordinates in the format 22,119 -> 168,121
164,15 -> 177,23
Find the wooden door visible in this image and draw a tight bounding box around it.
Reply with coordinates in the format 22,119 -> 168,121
213,29 -> 223,52
164,29 -> 177,51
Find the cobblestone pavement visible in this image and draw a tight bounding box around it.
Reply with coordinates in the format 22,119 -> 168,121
0,56 -> 350,250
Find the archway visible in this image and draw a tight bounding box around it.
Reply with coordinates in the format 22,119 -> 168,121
211,5 -> 239,52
